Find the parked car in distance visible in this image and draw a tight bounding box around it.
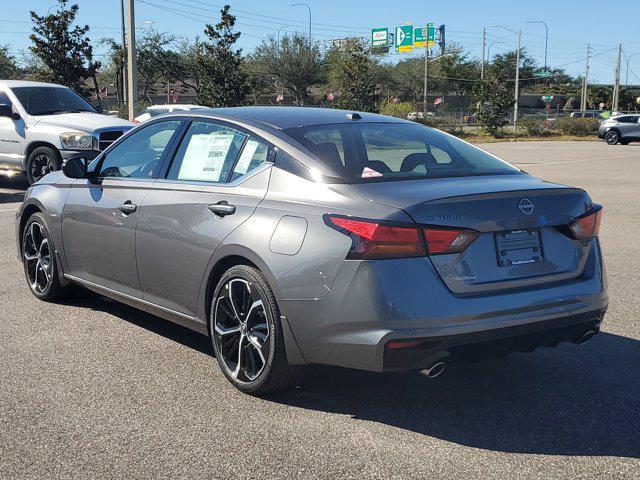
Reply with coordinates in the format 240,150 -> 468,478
598,114 -> 640,145
133,104 -> 206,123
570,111 -> 605,119
16,107 -> 607,395
0,80 -> 133,184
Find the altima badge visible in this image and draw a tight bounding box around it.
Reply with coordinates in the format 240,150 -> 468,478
519,198 -> 534,215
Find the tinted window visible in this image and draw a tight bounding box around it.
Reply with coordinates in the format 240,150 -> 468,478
12,86 -> 96,115
285,123 -> 519,183
99,120 -> 181,178
167,121 -> 246,183
0,91 -> 10,105
616,116 -> 638,123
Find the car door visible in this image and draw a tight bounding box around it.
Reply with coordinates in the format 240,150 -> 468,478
136,118 -> 273,316
0,90 -> 25,170
61,119 -> 184,297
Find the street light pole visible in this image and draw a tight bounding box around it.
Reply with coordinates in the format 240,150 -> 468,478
290,3 -> 311,39
126,0 -> 137,121
514,29 -> 521,128
525,20 -> 549,70
423,46 -> 429,113
481,28 -> 486,80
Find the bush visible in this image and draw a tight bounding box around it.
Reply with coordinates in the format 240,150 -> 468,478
519,117 -> 545,136
379,101 -> 414,119
553,117 -> 599,136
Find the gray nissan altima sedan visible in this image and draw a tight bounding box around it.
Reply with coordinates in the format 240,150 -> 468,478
15,107 -> 607,394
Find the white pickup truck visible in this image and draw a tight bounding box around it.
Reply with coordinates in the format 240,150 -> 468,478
0,80 -> 133,184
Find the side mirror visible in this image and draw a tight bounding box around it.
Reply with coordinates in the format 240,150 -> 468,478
62,156 -> 88,179
0,103 -> 12,118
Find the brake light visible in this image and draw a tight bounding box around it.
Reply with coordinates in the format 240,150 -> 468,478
423,227 -> 479,254
568,206 -> 602,239
325,216 -> 426,259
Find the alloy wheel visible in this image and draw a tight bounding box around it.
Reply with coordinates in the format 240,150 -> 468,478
23,222 -> 52,294
605,131 -> 619,145
213,278 -> 271,382
30,154 -> 54,183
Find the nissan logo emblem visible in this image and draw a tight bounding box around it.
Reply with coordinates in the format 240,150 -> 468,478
519,198 -> 534,215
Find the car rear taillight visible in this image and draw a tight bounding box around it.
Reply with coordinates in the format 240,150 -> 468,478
567,205 -> 603,239
325,216 -> 426,259
422,227 -> 478,254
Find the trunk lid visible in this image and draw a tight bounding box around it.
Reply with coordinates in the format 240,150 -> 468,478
353,174 -> 593,294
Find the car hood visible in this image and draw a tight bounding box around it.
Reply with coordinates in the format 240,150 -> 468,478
32,112 -> 133,133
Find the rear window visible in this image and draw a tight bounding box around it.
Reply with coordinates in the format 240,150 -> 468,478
284,122 -> 520,183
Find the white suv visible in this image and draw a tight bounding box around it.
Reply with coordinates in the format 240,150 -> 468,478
0,80 -> 133,184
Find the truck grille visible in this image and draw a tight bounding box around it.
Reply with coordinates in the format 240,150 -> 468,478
98,130 -> 126,151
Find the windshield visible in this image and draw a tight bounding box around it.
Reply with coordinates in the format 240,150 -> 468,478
12,86 -> 96,116
285,122 -> 521,183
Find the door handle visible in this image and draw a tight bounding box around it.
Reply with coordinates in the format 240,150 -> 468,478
118,202 -> 137,215
208,201 -> 236,217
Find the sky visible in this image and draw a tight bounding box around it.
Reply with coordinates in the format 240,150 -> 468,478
2,0 -> 639,85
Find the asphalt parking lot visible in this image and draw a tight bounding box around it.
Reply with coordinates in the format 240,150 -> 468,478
1,141 -> 639,479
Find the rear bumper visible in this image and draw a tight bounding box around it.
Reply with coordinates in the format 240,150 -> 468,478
280,238 -> 607,372
382,310 -> 604,371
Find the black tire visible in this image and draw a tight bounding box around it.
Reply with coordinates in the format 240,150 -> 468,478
26,146 -> 61,185
21,212 -> 69,302
604,130 -> 620,145
209,265 -> 303,395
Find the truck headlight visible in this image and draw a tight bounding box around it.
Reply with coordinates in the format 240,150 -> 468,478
60,132 -> 95,150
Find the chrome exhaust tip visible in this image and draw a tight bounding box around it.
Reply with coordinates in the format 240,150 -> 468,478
575,329 -> 598,345
420,361 -> 446,378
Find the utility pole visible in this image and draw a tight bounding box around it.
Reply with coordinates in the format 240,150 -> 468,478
481,28 -> 486,80
120,0 -> 127,105
423,46 -> 429,113
612,43 -> 622,112
513,29 -> 521,129
126,0 -> 137,121
581,44 -> 590,112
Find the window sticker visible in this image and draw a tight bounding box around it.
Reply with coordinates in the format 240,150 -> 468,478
234,139 -> 260,176
178,133 -> 235,182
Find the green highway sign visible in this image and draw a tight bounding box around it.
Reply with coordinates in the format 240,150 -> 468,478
533,71 -> 553,78
414,27 -> 426,48
371,28 -> 388,47
395,25 -> 414,52
427,22 -> 435,46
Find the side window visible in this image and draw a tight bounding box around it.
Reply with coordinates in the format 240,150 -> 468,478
0,91 -> 10,105
99,120 -> 181,179
167,121 -> 247,183
230,136 -> 271,181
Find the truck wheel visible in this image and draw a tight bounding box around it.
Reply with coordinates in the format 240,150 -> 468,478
26,146 -> 61,185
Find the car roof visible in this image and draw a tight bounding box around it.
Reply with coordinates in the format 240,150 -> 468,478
194,106 -> 413,130
0,80 -> 68,89
146,104 -> 203,110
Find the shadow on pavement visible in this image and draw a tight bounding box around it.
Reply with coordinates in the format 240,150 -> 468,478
61,288 -> 639,459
